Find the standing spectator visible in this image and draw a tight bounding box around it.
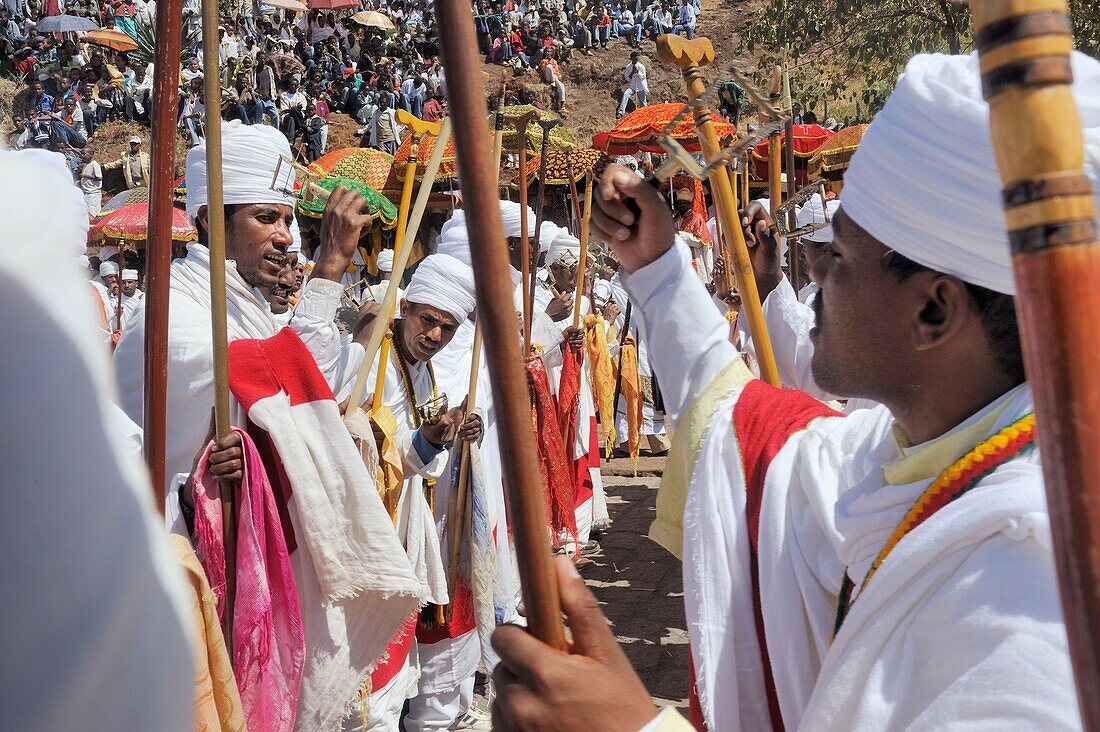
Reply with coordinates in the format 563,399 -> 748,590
671,0 -> 697,39
367,92 -> 399,154
111,0 -> 138,39
78,146 -> 103,215
617,50 -> 648,119
104,136 -> 150,188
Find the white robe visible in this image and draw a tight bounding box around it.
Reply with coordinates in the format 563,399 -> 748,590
609,273 -> 667,440
623,239 -> 1079,731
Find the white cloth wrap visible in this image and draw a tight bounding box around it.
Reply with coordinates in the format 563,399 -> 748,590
842,51 -> 1100,295
376,248 -> 394,272
185,119 -> 297,222
100,261 -> 119,277
404,253 -> 477,325
797,196 -> 840,244
547,230 -> 580,263
437,201 -> 540,268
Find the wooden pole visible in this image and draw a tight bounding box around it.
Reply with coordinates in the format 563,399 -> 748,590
435,0 -> 567,650
741,150 -> 751,208
781,49 -> 801,291
143,0 -> 182,512
612,301 -> 632,416
370,137 -> 421,412
657,36 -> 781,387
512,110 -> 539,354
344,120 -> 453,416
971,1 -> 1100,725
200,0 -> 235,648
446,325 -> 482,611
572,173 -> 594,328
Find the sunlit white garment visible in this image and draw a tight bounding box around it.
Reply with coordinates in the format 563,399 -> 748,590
623,239 -> 1079,731
608,273 -> 667,441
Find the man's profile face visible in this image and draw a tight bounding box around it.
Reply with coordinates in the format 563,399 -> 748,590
398,300 -> 460,362
808,209 -> 913,400
211,203 -> 295,290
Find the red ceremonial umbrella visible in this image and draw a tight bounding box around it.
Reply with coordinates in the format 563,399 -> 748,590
89,202 -> 196,244
308,0 -> 358,9
751,123 -> 835,187
592,102 -> 736,155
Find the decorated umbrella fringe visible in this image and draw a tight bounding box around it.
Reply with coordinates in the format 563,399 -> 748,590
493,105 -> 574,152
592,102 -> 736,156
751,122 -> 835,187
89,202 -> 196,243
808,123 -> 869,179
309,147 -> 395,191
295,177 -> 399,229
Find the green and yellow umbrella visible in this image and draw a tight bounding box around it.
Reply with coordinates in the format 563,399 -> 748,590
308,148 -> 395,192
492,105 -> 575,153
295,177 -> 399,230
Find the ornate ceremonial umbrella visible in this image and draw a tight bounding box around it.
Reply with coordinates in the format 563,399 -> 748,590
512,146 -> 612,187
493,105 -> 574,153
394,132 -> 460,181
807,124 -> 869,180
295,177 -> 399,229
309,147 -> 395,190
751,122 -> 835,187
591,102 -> 736,155
89,202 -> 196,243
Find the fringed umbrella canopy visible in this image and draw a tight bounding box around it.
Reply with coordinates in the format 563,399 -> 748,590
591,102 -> 736,155
751,123 -> 835,187
512,146 -> 612,187
90,202 -> 196,243
493,105 -> 574,153
295,177 -> 399,229
394,132 -> 460,181
808,124 -> 869,179
309,147 -> 395,191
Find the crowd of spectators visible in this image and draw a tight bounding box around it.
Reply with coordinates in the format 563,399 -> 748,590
3,0 -> 700,197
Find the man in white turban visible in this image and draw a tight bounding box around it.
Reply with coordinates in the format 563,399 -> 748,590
114,120 -> 423,731
345,252 -> 487,732
1,147 -> 194,732
492,51 -> 1100,731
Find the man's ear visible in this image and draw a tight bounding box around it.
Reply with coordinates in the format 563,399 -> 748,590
911,274 -> 970,353
196,205 -> 209,232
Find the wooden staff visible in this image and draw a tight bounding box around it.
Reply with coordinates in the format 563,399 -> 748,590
971,0 -> 1100,724
142,0 -> 182,514
566,152 -> 583,235
200,0 -> 235,647
344,119 -> 453,416
511,109 -> 539,354
528,118 -> 564,325
446,325 -> 482,612
572,173 -> 594,328
781,54 -> 801,290
612,300 -> 632,416
435,0 -> 567,650
370,111 -> 434,413
741,149 -> 751,208
657,35 -> 781,386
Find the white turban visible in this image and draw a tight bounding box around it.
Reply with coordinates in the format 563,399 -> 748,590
121,269 -> 138,281
499,200 -> 537,240
100,261 -> 119,277
404,253 -> 477,325
185,120 -> 297,223
78,254 -> 90,269
437,202 -> 541,267
536,221 -> 562,255
547,230 -> 580,264
287,217 -> 302,254
593,278 -> 612,306
99,244 -> 119,261
376,248 -> 394,272
843,51 -> 1100,295
2,149 -> 87,258
797,196 -> 841,243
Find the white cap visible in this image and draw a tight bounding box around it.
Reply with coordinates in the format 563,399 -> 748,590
121,269 -> 138,281
99,261 -> 119,277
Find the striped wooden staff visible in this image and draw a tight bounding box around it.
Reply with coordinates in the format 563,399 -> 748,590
971,0 -> 1100,724
435,0 -> 568,650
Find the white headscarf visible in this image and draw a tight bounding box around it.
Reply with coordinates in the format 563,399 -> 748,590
287,217 -> 302,254
185,119 -> 297,223
100,261 -> 119,277
547,230 -> 580,264
404,253 -> 477,325
842,51 -> 1100,295
376,248 -> 395,272
797,196 -> 841,244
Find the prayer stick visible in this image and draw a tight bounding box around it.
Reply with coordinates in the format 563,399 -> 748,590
142,0 -> 183,512
657,35 -> 781,386
512,110 -> 539,354
344,119 -> 453,417
971,0 -> 1100,724
612,300 -> 633,416
200,0 -> 235,648
435,0 -> 568,650
370,136 -> 421,413
446,325 -> 482,612
572,173 -> 594,328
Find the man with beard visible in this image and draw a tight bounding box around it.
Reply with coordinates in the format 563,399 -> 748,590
489,51 -> 1100,731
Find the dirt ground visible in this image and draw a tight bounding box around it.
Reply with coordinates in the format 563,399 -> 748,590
584,468 -> 689,712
